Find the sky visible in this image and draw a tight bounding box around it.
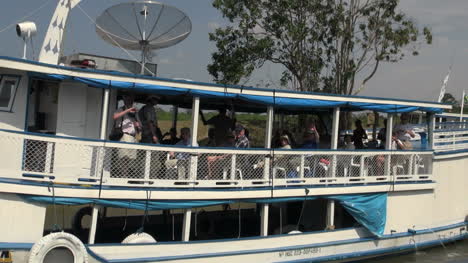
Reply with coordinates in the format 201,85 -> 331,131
1,0 -> 468,103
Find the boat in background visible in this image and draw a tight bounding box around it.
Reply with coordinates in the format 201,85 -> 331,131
0,1 -> 467,262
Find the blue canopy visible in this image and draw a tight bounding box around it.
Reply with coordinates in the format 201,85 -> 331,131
22,192 -> 387,237
29,72 -> 445,114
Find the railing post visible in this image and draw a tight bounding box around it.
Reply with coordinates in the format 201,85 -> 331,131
299,155 -> 305,178
144,150 -> 151,180
260,203 -> 269,236
230,154 -> 237,181
264,106 -> 274,181
189,97 -> 200,181
182,209 -> 192,241
45,142 -> 54,173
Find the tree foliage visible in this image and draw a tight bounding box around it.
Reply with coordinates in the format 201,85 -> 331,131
208,0 -> 432,95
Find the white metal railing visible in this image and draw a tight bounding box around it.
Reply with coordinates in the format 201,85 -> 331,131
434,122 -> 468,153
0,129 -> 434,189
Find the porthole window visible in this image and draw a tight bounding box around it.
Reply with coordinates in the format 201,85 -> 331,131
0,75 -> 20,112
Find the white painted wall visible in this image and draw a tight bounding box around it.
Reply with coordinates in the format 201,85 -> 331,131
0,193 -> 46,243
56,82 -> 103,139
0,69 -> 27,178
386,156 -> 468,234
54,82 -> 103,177
0,68 -> 27,131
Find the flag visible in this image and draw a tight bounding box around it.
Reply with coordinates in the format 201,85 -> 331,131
438,69 -> 451,103
464,91 -> 468,105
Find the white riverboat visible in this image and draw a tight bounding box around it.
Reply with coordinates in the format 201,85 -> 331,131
1,1 -> 467,263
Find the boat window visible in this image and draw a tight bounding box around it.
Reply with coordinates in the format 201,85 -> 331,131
0,75 -> 20,112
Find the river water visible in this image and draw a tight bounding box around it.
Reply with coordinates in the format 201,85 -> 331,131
364,239 -> 468,263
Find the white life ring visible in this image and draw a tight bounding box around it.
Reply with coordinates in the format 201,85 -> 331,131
122,232 -> 157,244
28,232 -> 88,263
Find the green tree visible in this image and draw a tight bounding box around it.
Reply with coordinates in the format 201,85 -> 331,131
208,0 -> 432,95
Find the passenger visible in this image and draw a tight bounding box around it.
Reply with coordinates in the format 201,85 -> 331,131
162,128 -> 180,145
271,130 -> 282,148
234,124 -> 250,148
167,128 -> 196,179
377,119 -> 387,149
393,113 -> 415,150
138,95 -> 161,144
254,135 -> 291,169
278,135 -> 292,150
282,129 -> 297,148
273,129 -> 296,148
199,128 -> 216,147
200,108 -> 235,146
112,94 -> 141,177
341,135 -> 355,150
206,125 -> 248,179
301,125 -> 320,149
352,119 -> 367,149
112,94 -> 141,157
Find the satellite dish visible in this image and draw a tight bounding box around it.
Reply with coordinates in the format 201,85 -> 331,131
96,0 -> 192,74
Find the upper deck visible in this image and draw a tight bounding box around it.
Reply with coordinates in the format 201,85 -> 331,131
0,56 -> 464,200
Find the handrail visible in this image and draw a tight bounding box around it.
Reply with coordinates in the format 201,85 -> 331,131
0,129 -> 434,190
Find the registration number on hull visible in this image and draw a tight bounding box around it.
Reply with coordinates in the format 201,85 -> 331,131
279,247 -> 321,258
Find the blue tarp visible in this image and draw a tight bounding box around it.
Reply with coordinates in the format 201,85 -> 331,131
328,193 -> 387,236
22,192 -> 387,236
28,72 -> 444,113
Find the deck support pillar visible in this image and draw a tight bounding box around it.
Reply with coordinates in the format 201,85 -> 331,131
260,203 -> 269,236
428,113 -> 435,150
88,206 -> 99,244
263,106 -> 274,181
326,200 -> 335,230
189,97 -> 200,181
88,88 -> 110,244
384,114 -> 394,177
99,88 -> 110,140
326,107 -> 340,229
330,107 -> 340,178
182,209 -> 192,241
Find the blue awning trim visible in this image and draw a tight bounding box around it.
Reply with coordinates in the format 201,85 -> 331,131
22,195 -> 232,210
238,94 -> 347,109
22,192 -> 387,237
28,72 -> 443,113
